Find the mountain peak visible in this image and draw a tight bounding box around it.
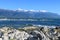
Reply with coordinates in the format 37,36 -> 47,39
16,8 -> 47,12
0,8 -> 60,19
39,10 -> 47,12
16,8 -> 28,12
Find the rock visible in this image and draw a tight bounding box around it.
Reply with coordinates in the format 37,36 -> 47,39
0,26 -> 60,40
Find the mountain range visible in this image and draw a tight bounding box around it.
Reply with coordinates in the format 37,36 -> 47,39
0,9 -> 60,19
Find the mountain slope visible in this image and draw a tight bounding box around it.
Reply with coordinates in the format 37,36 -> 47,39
0,9 -> 60,19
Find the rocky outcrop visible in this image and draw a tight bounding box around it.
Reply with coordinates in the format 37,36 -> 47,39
0,26 -> 60,40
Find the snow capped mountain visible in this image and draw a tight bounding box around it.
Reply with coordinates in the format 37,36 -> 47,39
16,8 -> 47,12
16,8 -> 29,12
39,10 -> 47,12
0,8 -> 60,19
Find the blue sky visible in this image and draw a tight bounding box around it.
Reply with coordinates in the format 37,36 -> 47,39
0,0 -> 60,14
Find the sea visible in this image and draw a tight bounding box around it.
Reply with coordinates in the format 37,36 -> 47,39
0,19 -> 60,28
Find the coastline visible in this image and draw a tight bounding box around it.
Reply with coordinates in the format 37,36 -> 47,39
0,26 -> 60,40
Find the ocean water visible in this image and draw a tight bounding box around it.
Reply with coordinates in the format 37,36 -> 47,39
0,20 -> 60,28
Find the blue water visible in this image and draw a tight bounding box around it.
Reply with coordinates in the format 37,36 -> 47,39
0,20 -> 60,28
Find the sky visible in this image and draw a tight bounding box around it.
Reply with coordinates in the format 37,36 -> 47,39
0,0 -> 60,14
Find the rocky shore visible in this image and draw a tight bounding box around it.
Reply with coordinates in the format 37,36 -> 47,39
0,26 -> 60,40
